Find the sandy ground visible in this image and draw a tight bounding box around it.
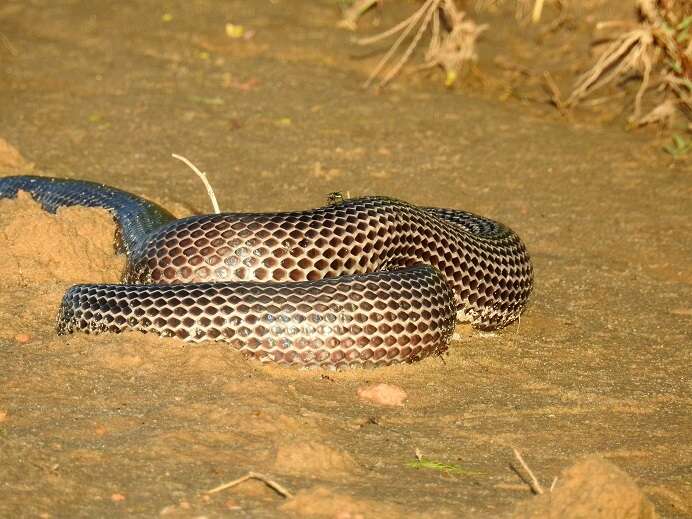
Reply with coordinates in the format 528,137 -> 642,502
0,1 -> 690,517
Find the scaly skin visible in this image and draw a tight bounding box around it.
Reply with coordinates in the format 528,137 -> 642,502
0,175 -> 533,368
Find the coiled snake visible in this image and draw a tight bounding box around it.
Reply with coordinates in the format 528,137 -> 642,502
0,175 -> 533,368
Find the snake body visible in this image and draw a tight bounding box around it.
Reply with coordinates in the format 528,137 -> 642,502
0,175 -> 533,368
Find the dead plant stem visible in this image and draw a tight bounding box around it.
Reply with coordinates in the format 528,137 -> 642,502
205,471 -> 292,498
512,448 -> 545,495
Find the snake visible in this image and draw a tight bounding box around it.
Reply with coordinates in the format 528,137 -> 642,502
0,175 -> 533,368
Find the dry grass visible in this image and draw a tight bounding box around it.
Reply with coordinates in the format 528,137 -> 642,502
475,0 -> 567,24
339,1 -> 567,89
344,0 -> 488,88
567,0 -> 691,128
339,0 -> 690,134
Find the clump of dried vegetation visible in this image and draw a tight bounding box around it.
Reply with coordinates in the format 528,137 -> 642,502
339,0 -> 564,88
567,0 -> 691,129
340,0 -> 489,88
339,0 -> 691,132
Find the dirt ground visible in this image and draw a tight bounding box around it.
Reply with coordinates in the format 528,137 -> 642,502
0,1 -> 690,517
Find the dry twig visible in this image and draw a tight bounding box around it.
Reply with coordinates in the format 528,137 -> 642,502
511,448 -> 545,495
550,475 -> 559,491
205,471 -> 293,498
0,32 -> 17,56
171,153 -> 221,214
543,71 -> 570,117
476,0 -> 567,24
531,0 -> 545,24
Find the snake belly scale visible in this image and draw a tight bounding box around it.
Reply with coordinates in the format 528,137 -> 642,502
0,175 -> 533,368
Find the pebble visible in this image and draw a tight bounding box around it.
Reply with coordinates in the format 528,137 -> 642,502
15,333 -> 31,343
357,383 -> 407,406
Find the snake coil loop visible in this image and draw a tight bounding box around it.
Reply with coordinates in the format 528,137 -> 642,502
0,175 -> 533,368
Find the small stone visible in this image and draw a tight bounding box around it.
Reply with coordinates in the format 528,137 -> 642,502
357,383 -> 407,406
225,498 -> 241,510
15,333 -> 31,343
159,505 -> 177,516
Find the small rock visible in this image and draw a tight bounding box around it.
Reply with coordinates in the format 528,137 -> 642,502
225,498 -> 241,510
357,383 -> 407,406
159,505 -> 177,516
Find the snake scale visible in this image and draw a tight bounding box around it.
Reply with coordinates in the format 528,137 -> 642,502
0,175 -> 533,368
